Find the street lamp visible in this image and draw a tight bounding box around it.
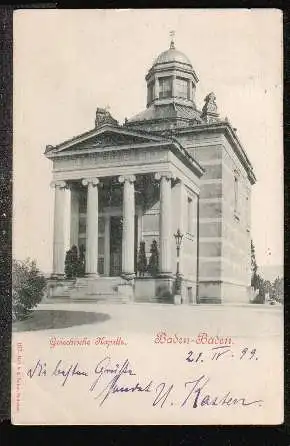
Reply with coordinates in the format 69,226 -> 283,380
174,228 -> 183,296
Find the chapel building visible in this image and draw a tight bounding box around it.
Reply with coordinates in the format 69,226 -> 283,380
45,38 -> 256,304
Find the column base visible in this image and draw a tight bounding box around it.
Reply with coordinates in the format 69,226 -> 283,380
121,272 -> 135,281
85,273 -> 99,278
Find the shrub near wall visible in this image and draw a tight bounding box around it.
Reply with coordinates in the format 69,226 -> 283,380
12,259 -> 46,321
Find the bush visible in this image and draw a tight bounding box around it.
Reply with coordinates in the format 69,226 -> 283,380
137,241 -> 147,277
251,292 -> 265,304
148,240 -> 159,277
65,245 -> 85,279
12,259 -> 46,321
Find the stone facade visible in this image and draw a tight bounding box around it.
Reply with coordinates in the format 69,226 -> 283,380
45,39 -> 256,304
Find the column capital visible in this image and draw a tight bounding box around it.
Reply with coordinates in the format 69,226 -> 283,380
50,180 -> 67,190
118,174 -> 136,184
82,177 -> 100,187
154,171 -> 175,181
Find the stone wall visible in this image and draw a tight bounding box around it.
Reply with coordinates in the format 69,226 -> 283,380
221,141 -> 252,292
176,129 -> 252,304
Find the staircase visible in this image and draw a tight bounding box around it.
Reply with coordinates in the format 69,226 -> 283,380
47,276 -> 131,303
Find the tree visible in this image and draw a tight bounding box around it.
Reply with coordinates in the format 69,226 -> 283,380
252,274 -> 266,304
64,245 -> 80,279
12,259 -> 46,321
64,248 -> 73,278
272,276 -> 284,303
77,244 -> 86,277
148,240 -> 159,277
251,239 -> 259,289
137,241 -> 147,277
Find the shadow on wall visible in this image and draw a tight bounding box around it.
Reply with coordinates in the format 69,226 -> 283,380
12,310 -> 110,332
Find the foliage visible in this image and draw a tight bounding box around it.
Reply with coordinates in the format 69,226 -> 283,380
12,258 -> 46,321
251,274 -> 266,304
251,274 -> 284,304
251,239 -> 259,289
137,241 -> 147,277
64,245 -> 85,279
78,244 -> 86,277
148,240 -> 159,277
271,276 -> 284,303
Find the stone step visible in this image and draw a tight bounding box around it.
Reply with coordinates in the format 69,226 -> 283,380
47,277 -> 132,301
74,277 -> 123,294
45,294 -> 130,303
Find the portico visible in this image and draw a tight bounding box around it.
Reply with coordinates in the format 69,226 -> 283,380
46,123 -> 203,301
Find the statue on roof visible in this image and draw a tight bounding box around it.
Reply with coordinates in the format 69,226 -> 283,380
95,107 -> 118,128
203,92 -> 218,113
201,92 -> 219,123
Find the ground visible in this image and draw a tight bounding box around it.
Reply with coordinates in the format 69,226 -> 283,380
13,300 -> 283,341
12,301 -> 283,425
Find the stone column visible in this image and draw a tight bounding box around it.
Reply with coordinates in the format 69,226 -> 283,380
51,180 -> 67,277
118,175 -> 136,279
82,178 -> 100,276
155,172 -> 173,275
70,184 -> 79,247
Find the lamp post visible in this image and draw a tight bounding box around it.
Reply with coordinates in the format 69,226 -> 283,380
174,228 -> 183,300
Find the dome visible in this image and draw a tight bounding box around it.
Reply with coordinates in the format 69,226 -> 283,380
153,47 -> 192,67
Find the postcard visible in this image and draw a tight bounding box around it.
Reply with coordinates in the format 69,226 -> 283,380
12,9 -> 283,425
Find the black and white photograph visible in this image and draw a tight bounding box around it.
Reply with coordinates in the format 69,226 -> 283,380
12,9 -> 283,425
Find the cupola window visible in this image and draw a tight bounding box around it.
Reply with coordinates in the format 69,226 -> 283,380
175,77 -> 189,99
159,76 -> 172,99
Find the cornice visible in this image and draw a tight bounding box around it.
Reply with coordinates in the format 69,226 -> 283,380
146,62 -> 199,84
170,139 -> 204,178
174,122 -> 257,185
44,124 -> 171,156
45,140 -> 172,159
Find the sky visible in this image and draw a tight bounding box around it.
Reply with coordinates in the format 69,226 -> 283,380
13,9 -> 283,274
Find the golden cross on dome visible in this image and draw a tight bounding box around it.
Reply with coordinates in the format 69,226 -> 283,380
169,30 -> 175,49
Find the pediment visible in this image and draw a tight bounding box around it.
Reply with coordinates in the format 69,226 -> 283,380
45,124 -> 168,157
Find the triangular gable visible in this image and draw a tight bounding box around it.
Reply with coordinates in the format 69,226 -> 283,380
45,124 -> 170,156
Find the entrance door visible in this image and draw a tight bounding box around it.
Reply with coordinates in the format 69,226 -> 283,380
110,216 -> 122,276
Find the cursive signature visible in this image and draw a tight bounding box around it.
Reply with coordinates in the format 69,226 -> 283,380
27,359 -> 88,386
89,356 -> 153,406
26,358 -> 263,410
180,374 -> 263,408
52,360 -> 89,386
